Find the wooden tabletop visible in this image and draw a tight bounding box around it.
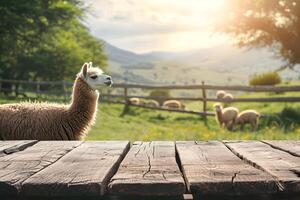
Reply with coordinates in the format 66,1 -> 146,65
0,140 -> 299,200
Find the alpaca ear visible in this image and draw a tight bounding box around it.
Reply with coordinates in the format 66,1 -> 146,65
82,63 -> 88,78
88,62 -> 92,68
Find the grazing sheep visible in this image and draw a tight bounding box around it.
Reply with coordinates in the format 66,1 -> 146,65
128,97 -> 140,105
216,90 -> 226,99
236,110 -> 261,131
223,93 -> 234,102
146,100 -> 159,107
214,103 -> 239,130
163,100 -> 184,110
0,62 -> 112,140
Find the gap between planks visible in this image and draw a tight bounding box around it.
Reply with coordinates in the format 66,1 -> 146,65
19,141 -> 84,187
261,140 -> 300,158
0,140 -> 83,196
177,141 -> 278,196
223,141 -> 292,192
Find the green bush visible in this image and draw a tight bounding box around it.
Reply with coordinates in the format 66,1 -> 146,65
149,89 -> 171,105
249,72 -> 282,86
262,107 -> 300,131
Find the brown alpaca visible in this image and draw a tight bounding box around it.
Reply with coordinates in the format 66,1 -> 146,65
0,62 -> 112,140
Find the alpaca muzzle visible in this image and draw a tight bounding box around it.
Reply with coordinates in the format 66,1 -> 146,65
104,76 -> 113,87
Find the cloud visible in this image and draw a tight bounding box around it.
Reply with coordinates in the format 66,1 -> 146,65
84,0 -> 227,52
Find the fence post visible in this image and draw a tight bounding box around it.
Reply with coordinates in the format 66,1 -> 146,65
107,89 -> 111,102
36,81 -> 40,98
202,81 -> 207,119
124,86 -> 128,104
62,80 -> 67,103
121,86 -> 130,116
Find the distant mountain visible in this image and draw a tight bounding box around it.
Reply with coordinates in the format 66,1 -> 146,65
102,41 -> 155,69
102,40 -> 296,85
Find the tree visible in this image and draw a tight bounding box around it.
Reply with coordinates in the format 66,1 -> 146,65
220,0 -> 300,69
0,0 -> 106,81
0,0 -> 107,95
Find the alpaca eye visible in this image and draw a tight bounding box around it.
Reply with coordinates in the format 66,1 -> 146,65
90,75 -> 98,79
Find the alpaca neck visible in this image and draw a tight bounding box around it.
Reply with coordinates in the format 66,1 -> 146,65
69,77 -> 99,120
216,110 -> 223,124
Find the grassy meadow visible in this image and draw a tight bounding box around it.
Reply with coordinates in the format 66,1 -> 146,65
1,89 -> 300,141
87,103 -> 300,141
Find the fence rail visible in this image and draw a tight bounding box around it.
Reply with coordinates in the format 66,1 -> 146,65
1,79 -> 300,117
113,83 -> 300,92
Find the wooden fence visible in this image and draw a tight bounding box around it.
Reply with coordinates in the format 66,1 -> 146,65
1,79 -> 300,117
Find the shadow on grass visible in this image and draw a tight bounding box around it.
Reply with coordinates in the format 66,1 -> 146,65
262,107 -> 300,132
148,114 -> 168,122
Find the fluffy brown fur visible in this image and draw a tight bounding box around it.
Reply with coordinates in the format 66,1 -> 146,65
0,77 -> 98,140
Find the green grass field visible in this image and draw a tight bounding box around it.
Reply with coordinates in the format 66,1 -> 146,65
87,102 -> 300,141
1,90 -> 300,141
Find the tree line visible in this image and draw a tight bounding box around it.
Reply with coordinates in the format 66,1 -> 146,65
0,0 -> 106,94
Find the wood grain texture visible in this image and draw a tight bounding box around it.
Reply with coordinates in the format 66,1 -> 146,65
0,141 -> 81,196
109,141 -> 186,196
262,140 -> 300,157
0,140 -> 37,155
22,141 -> 130,197
176,141 -> 278,196
225,140 -> 300,193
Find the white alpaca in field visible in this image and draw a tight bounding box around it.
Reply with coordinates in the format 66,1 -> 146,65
128,97 -> 140,105
216,90 -> 226,100
236,110 -> 261,131
223,93 -> 234,102
163,100 -> 185,110
0,62 -> 112,140
214,103 -> 239,130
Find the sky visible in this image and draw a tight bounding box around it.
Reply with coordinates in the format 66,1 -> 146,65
84,0 -> 229,53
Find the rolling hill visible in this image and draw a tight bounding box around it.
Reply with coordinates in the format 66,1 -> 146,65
102,40 -> 296,85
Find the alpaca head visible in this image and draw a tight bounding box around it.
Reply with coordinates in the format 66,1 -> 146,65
213,103 -> 222,112
79,62 -> 113,89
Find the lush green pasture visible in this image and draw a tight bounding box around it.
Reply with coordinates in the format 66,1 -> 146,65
87,103 -> 300,141
1,90 -> 300,141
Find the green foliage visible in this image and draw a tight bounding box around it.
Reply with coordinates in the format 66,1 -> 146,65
249,72 -> 281,86
149,89 -> 171,105
220,0 -> 300,68
279,107 -> 300,130
0,0 -> 106,85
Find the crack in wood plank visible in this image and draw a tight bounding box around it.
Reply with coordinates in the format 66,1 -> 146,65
231,171 -> 240,188
109,141 -> 185,196
142,142 -> 152,178
21,141 -> 130,196
1,140 -> 38,156
177,141 -> 278,196
175,142 -> 190,193
19,141 -> 84,187
223,141 -> 285,192
261,140 -> 300,157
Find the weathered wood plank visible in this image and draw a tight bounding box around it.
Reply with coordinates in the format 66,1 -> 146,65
0,141 -> 81,196
225,141 -> 300,193
22,141 -> 130,197
176,141 -> 278,196
0,140 -> 37,155
109,141 -> 185,196
262,140 -> 300,157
